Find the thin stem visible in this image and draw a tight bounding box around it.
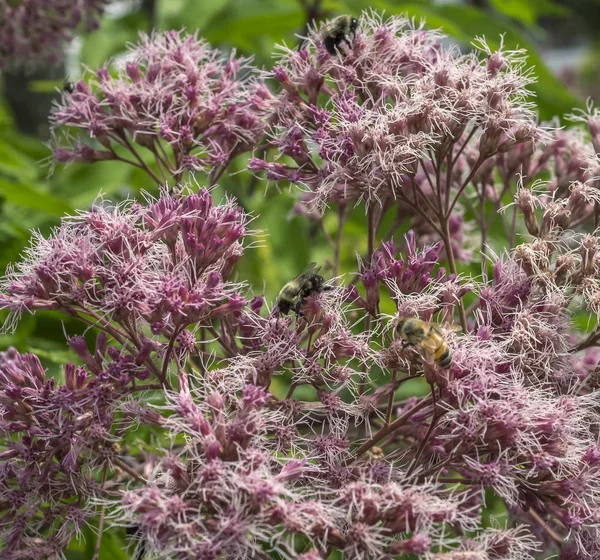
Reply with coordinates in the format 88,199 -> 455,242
78,308 -> 168,387
420,159 -> 437,194
465,298 -> 481,318
434,153 -> 444,215
112,456 -> 146,483
479,181 -> 488,270
286,382 -> 299,399
221,316 -> 240,355
444,151 -> 454,214
359,315 -> 371,400
71,308 -> 129,345
383,209 -> 404,242
441,218 -> 468,332
333,204 -> 345,277
404,185 -> 444,237
209,155 -> 233,187
352,395 -> 433,460
528,509 -> 564,547
319,218 -> 336,251
435,477 -> 478,485
412,455 -> 453,480
570,329 -> 600,353
207,325 -> 235,356
452,126 -> 478,167
446,157 -> 484,219
509,201 -> 518,249
154,138 -> 174,176
385,370 -> 398,426
406,387 -> 444,477
306,331 -> 314,355
367,205 -> 376,266
411,174 -> 443,219
161,326 -> 182,382
92,465 -> 108,560
115,132 -> 163,185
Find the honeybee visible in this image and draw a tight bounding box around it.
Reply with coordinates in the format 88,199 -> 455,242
322,15 -> 358,55
396,317 -> 457,369
276,263 -> 331,316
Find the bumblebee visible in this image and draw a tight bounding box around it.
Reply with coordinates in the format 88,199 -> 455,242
396,317 -> 455,369
276,262 -> 331,316
322,15 -> 358,55
63,78 -> 75,94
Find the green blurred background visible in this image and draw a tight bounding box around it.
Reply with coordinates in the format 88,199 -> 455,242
0,0 -> 596,362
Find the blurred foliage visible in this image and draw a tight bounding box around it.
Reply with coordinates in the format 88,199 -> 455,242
0,0 -> 590,556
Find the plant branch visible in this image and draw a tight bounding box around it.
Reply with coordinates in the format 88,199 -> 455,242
92,464 -> 109,560
446,156 -> 484,218
352,395 -> 433,460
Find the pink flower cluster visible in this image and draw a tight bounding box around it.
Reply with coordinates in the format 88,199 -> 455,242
0,0 -> 108,70
51,31 -> 271,185
249,12 -> 541,264
3,9 -> 600,560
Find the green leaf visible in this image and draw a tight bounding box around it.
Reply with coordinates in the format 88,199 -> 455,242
28,79 -> 64,94
489,0 -> 568,24
158,0 -> 232,33
28,346 -> 74,368
97,529 -> 131,560
489,0 -> 536,25
204,1 -> 304,45
0,178 -> 74,216
54,160 -> 139,208
0,137 -> 38,182
79,16 -> 142,71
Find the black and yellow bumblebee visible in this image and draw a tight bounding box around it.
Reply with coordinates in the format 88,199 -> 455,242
276,263 -> 331,316
396,317 -> 456,369
321,15 -> 358,55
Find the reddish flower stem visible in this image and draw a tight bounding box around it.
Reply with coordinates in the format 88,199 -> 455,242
352,395 -> 433,460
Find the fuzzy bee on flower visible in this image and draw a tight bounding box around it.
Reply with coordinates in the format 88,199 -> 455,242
321,14 -> 358,55
396,317 -> 460,369
276,263 -> 332,317
63,77 -> 75,94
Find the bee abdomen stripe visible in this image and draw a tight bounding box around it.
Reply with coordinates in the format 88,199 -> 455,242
436,347 -> 452,368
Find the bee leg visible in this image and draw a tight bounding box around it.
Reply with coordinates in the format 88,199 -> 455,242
335,38 -> 346,56
295,299 -> 306,317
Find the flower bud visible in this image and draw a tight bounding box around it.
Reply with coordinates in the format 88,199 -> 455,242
361,269 -> 380,315
554,254 -> 575,285
580,234 -> 598,276
515,188 -> 539,236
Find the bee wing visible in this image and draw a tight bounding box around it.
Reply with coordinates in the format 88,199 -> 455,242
413,344 -> 436,365
297,262 -> 320,277
441,323 -> 462,334
294,263 -> 322,293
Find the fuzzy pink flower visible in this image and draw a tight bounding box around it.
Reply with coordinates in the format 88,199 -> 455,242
50,30 -> 271,185
0,0 -> 108,70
